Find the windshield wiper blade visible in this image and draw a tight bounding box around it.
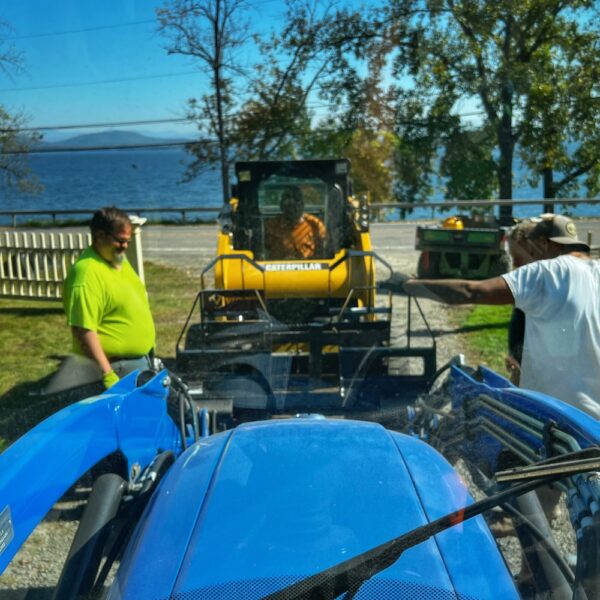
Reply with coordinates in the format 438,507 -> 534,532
263,447 -> 600,600
495,447 -> 600,482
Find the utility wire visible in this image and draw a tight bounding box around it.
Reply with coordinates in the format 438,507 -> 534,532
11,140 -> 205,154
4,107 -> 485,137
10,1 -> 283,40
2,103 -> 351,133
8,19 -> 156,40
9,113 -> 490,153
7,117 -> 193,133
10,126 -> 349,153
0,70 -> 200,93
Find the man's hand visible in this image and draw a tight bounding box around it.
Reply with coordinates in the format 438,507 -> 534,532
505,355 -> 521,386
72,326 -> 114,385
377,272 -> 413,295
102,369 -> 120,389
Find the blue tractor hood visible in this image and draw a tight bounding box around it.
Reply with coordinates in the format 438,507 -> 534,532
111,417 -> 516,599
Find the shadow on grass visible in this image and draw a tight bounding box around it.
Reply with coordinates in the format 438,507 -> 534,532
0,373 -> 103,449
0,356 -> 178,448
411,321 -> 510,337
1,586 -> 54,600
0,306 -> 64,316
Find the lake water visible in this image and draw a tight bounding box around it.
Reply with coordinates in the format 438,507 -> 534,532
3,148 -> 223,224
2,148 -> 597,224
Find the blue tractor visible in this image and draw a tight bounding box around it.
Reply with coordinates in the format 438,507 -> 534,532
1,361 -> 600,599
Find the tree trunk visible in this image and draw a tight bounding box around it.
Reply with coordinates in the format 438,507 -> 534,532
214,65 -> 230,204
215,84 -> 229,205
542,167 -> 555,214
497,123 -> 514,221
497,79 -> 514,224
496,19 -> 515,225
214,0 -> 229,206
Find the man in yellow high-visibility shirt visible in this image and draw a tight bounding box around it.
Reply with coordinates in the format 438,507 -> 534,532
47,206 -> 155,394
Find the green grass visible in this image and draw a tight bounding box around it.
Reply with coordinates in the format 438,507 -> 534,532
0,262 -> 200,449
453,304 -> 513,373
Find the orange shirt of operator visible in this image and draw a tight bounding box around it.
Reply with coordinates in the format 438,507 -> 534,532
265,188 -> 327,259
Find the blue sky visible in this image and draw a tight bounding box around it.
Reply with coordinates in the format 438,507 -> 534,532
0,0 -> 287,141
0,0 -> 481,143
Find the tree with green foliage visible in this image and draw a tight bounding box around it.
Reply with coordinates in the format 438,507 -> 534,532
157,0 -> 398,201
231,0 -> 332,160
157,0 -> 249,204
0,21 -> 41,194
346,129 -> 396,203
440,127 -> 497,202
391,0 -> 598,218
296,4 -> 397,201
518,24 -> 600,210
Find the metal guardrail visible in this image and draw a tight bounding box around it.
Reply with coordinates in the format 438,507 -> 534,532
0,198 -> 598,226
368,197 -> 600,220
0,207 -> 220,227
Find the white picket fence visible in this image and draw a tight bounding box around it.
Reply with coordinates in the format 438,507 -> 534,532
0,217 -> 146,300
0,231 -> 91,299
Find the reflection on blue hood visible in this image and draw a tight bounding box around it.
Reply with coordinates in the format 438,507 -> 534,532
112,418 -> 517,600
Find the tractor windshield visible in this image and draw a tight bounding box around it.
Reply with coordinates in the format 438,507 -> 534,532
257,175 -> 328,217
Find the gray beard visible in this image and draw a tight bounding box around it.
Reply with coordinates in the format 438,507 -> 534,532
114,251 -> 126,265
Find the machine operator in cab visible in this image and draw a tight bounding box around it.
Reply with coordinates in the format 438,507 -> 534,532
264,186 -> 327,259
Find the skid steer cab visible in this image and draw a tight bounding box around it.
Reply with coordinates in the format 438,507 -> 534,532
215,159 -> 373,316
176,159 -> 436,425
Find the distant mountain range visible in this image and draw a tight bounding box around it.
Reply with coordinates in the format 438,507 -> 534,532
37,129 -> 189,149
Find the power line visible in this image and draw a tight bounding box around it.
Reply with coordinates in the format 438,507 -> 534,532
9,19 -> 156,41
8,5 -> 283,42
10,117 -> 193,133
10,140 -> 208,155
13,127 -> 343,154
5,110 -> 338,134
8,114 -> 490,154
0,70 -> 200,93
6,106 -> 484,135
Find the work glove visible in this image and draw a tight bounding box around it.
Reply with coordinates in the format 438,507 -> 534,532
102,369 -> 120,389
377,271 -> 413,295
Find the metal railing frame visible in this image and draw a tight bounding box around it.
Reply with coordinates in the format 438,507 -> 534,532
1,198 -> 599,227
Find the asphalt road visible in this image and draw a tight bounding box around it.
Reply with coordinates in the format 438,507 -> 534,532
4,218 -> 599,274
141,220 -> 600,273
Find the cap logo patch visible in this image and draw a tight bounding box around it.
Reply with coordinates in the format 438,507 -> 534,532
565,222 -> 577,237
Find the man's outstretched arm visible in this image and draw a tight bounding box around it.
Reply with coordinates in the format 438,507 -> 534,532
403,276 -> 515,305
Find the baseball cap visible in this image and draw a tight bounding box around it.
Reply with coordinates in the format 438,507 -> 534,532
533,213 -> 590,250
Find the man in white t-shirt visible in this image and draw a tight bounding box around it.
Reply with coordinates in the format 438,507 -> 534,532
398,215 -> 599,418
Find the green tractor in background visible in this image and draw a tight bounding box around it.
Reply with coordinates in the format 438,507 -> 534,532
415,214 -> 512,279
